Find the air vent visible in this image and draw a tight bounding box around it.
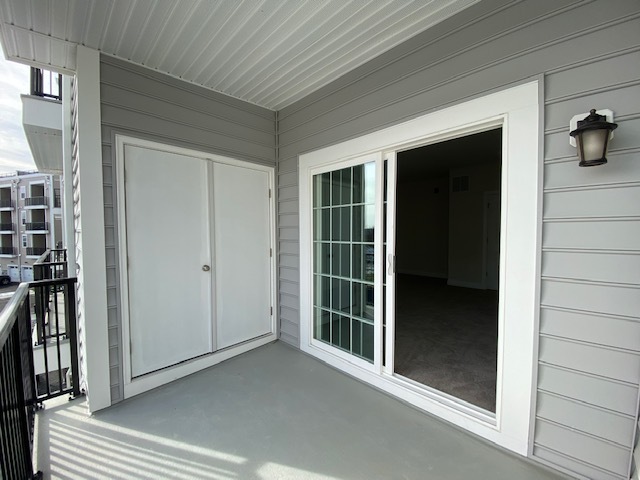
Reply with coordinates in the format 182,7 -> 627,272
452,176 -> 469,192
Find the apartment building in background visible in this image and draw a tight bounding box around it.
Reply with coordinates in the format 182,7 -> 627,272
0,171 -> 62,282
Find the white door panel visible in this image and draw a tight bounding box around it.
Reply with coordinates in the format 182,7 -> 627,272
21,266 -> 34,282
125,145 -> 212,377
213,163 -> 272,349
8,265 -> 20,282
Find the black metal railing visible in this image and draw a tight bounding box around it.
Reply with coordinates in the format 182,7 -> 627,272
26,247 -> 47,257
34,249 -> 67,282
34,250 -> 69,345
0,199 -> 12,208
30,277 -> 79,399
0,246 -> 15,255
0,249 -> 79,479
25,197 -> 47,207
0,222 -> 14,231
25,223 -> 48,231
30,67 -> 62,101
0,283 -> 37,480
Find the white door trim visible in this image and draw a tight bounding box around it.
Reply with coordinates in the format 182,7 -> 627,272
483,190 -> 500,290
116,135 -> 277,399
299,81 -> 540,455
383,151 -> 397,377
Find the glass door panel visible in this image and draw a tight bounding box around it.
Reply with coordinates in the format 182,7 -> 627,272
312,162 -> 376,362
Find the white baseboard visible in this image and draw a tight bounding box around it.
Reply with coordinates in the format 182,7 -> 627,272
447,279 -> 484,290
123,333 -> 277,400
396,268 -> 447,279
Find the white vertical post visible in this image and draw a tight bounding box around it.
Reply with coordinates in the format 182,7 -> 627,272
47,175 -> 55,249
373,154 -> 384,372
75,46 -> 111,412
383,152 -> 397,375
61,77 -> 76,272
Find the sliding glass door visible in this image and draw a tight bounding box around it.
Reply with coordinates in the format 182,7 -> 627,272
299,82 -> 540,452
309,154 -> 383,367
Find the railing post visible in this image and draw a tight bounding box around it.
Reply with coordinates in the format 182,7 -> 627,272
0,284 -> 39,479
30,67 -> 42,97
34,280 -> 45,345
21,298 -> 38,409
13,324 -> 35,478
65,279 -> 81,399
36,284 -> 50,398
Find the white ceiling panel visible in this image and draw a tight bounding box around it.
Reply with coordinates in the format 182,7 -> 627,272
0,0 -> 479,110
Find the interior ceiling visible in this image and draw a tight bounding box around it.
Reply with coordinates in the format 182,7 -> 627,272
0,0 -> 478,110
397,127 -> 502,180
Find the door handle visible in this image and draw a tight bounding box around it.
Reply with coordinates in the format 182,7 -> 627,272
202,265 -> 211,272
387,254 -> 395,275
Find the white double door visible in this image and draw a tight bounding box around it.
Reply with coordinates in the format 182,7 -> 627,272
122,142 -> 273,378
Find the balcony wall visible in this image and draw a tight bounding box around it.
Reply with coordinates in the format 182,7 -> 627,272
277,1 -> 640,478
98,55 -> 277,405
21,94 -> 63,174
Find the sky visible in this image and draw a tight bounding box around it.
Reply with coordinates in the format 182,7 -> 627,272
0,55 -> 36,174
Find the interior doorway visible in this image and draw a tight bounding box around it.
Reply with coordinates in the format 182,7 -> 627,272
393,128 -> 502,412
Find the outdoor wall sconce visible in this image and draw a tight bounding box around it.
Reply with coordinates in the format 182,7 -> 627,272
569,109 -> 617,167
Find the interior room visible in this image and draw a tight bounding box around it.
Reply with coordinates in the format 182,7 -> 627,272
393,128 -> 502,413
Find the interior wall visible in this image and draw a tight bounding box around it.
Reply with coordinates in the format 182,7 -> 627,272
447,162 -> 500,288
395,175 -> 449,277
98,55 -> 276,404
277,1 -> 640,478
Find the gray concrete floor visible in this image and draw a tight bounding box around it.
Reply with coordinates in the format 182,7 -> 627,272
34,341 -> 570,480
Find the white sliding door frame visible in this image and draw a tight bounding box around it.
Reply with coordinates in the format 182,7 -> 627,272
303,152 -> 384,372
383,122 -> 505,421
116,135 -> 277,399
299,81 -> 541,455
382,151 -> 397,378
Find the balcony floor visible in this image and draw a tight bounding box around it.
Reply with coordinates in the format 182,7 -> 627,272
34,341 -> 569,480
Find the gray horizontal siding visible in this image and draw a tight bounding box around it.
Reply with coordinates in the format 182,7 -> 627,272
542,219 -> 640,251
634,422 -> 640,480
539,307 -> 640,352
538,335 -> 639,384
541,279 -> 639,319
274,0 -> 640,478
537,364 -> 638,417
535,420 -> 630,477
277,151 -> 299,346
542,251 -> 640,285
537,391 -> 635,446
99,55 -> 276,404
544,150 -> 640,189
101,142 -> 122,402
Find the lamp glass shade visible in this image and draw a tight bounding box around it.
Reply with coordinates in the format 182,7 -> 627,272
570,109 -> 617,167
576,129 -> 610,167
